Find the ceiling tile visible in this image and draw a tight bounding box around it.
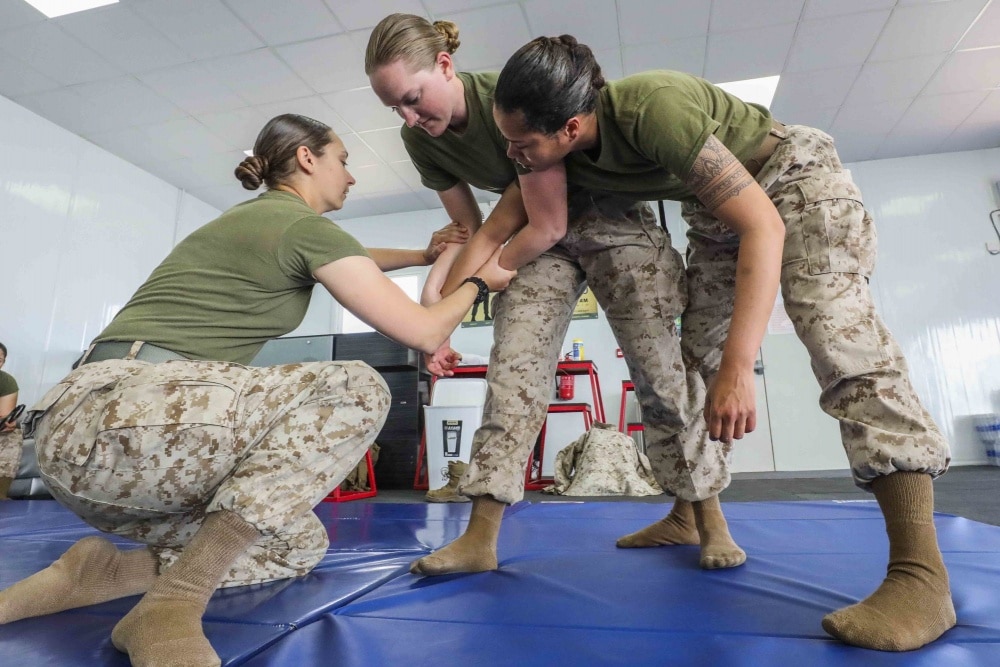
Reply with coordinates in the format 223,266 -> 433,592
138,62 -> 248,116
623,37 -> 706,77
786,10 -> 890,73
276,32 -> 369,94
618,0 -> 710,47
779,106 -> 839,132
131,0 -> 265,60
339,132 -> 381,168
446,5 -> 532,71
705,23 -> 796,82
923,47 -> 1000,95
770,66 -> 860,118
254,96 -> 351,135
0,0 -> 45,30
348,163 -> 408,196
89,126 -> 174,168
830,96 -> 914,161
203,49 -> 313,105
14,88 -> 119,135
70,76 -> 185,129
55,4 -> 191,74
846,54 -> 946,105
956,89 -> 1000,130
388,160 -> 425,190
869,0 -> 990,62
943,123 -> 1000,153
960,0 -> 1000,48
358,127 -> 410,163
323,87 -> 401,132
422,0 -> 505,13
594,48 -> 624,81
0,55 -> 60,97
325,0 -> 428,31
803,0 -> 895,20
524,0 -> 620,51
138,117 -> 233,160
182,149 -> 250,188
0,22 -> 120,85
710,0 -> 805,33
196,107 -> 271,151
225,0 -> 342,45
879,89 -> 991,157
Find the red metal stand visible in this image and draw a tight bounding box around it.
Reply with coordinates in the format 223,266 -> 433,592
524,402 -> 594,490
323,448 -> 377,502
618,380 -> 644,436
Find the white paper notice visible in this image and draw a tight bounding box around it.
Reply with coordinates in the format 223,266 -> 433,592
767,292 -> 796,335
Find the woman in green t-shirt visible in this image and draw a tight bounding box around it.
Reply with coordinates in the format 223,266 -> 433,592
0,342 -> 21,499
0,114 -> 514,666
489,36 -> 953,652
367,13 -> 746,579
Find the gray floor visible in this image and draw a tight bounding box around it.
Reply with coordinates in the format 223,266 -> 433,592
371,464 -> 1000,527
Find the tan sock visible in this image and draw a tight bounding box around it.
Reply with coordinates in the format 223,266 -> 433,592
112,510 -> 260,667
692,495 -> 746,569
0,536 -> 157,624
822,472 -> 956,651
616,499 -> 700,548
0,476 -> 12,500
410,495 -> 504,576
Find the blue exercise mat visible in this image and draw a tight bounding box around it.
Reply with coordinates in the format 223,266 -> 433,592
2,499 -> 999,665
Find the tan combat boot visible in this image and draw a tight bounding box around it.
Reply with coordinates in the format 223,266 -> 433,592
426,461 -> 471,503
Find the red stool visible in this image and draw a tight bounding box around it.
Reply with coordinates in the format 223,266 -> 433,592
525,402 -> 594,490
323,448 -> 377,502
619,380 -> 645,438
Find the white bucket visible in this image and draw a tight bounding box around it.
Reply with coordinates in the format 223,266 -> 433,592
973,413 -> 1000,466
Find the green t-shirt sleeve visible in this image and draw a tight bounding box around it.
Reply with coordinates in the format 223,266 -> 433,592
0,371 -> 18,397
631,86 -> 721,181
401,128 -> 460,192
277,216 -> 371,282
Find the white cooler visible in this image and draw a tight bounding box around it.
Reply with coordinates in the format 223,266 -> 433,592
424,378 -> 487,490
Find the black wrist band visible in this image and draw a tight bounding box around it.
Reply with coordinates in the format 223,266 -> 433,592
462,276 -> 490,305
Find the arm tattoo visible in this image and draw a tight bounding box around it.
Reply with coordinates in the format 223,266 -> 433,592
686,134 -> 754,210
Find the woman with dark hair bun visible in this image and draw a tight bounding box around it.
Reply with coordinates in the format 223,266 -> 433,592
492,36 -> 954,652
0,341 -> 21,500
368,14 -> 746,578
0,114 -> 514,666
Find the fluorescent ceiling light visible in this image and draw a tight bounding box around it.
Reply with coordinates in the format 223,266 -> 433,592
24,0 -> 117,18
716,75 -> 780,108
243,149 -> 254,157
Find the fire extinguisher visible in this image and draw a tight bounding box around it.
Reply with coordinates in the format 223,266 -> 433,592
558,373 -> 574,400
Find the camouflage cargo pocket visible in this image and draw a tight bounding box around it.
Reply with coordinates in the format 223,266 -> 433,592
791,172 -> 877,277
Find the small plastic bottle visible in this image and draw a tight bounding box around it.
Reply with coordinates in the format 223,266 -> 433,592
571,338 -> 584,361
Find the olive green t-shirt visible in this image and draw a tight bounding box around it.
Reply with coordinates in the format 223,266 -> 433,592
0,370 -> 17,398
401,71 -> 515,194
97,190 -> 369,364
534,71 -> 773,203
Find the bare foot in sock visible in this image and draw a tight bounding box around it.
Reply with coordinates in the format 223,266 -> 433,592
616,500 -> 699,548
410,495 -> 505,576
410,534 -> 498,575
693,497 -> 746,569
112,597 -> 220,667
822,472 -> 956,651
821,568 -> 955,651
0,536 -> 157,624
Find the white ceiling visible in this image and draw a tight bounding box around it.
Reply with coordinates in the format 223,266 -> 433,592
1,0 -> 998,219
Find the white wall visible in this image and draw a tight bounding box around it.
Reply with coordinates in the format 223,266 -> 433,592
0,94 -> 220,406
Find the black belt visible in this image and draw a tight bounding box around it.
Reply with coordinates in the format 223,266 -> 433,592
82,341 -> 187,365
745,119 -> 788,177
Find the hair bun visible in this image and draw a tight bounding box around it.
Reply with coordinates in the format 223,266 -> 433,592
235,155 -> 269,190
432,20 -> 461,54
